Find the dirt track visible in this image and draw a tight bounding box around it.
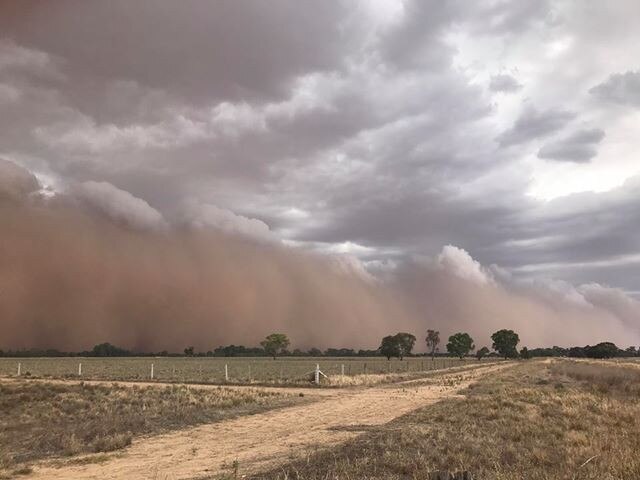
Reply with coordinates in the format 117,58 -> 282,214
26,363 -> 510,480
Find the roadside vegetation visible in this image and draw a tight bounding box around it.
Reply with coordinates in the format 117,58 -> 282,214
0,380 -> 297,476
254,359 -> 640,480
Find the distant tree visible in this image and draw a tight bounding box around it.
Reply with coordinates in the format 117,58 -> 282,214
92,343 -> 130,357
396,332 -> 417,360
476,346 -> 490,360
307,348 -> 323,356
184,346 -> 194,356
447,332 -> 475,359
520,346 -> 530,359
584,342 -> 619,359
491,329 -> 520,359
260,333 -> 290,359
379,335 -> 401,360
425,330 -> 440,360
625,346 -> 637,357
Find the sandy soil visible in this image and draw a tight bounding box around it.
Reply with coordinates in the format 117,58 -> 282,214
24,363 -> 510,480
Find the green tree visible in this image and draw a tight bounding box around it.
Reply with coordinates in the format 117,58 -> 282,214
396,332 -> 416,360
446,332 -> 475,359
520,346 -> 530,359
379,335 -> 401,360
476,346 -> 490,360
183,346 -> 194,356
425,329 -> 440,360
260,333 -> 290,359
491,329 -> 520,359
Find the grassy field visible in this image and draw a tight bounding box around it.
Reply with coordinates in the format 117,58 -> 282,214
253,359 -> 640,480
0,357 -> 477,385
0,380 -> 300,478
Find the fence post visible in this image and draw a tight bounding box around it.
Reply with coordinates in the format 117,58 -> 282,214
341,364 -> 345,378
315,364 -> 320,385
225,364 -> 229,382
17,362 -> 21,376
248,364 -> 251,381
150,363 -> 154,380
364,362 -> 367,374
78,363 -> 82,376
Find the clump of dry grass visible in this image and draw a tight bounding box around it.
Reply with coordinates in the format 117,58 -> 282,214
0,381 -> 297,475
255,360 -> 640,479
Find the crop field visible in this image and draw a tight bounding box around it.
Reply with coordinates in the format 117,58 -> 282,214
0,357 -> 479,384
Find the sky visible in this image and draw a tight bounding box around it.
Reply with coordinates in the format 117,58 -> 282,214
1,0 -> 640,350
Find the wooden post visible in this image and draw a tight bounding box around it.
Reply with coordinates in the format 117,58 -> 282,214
150,363 -> 154,380
17,362 -> 21,376
406,361 -> 409,371
225,364 -> 229,382
341,364 -> 345,377
363,362 -> 367,374
314,364 -> 320,385
78,363 -> 82,376
248,364 -> 251,381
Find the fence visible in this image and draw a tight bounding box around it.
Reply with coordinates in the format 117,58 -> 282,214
0,357 -> 482,385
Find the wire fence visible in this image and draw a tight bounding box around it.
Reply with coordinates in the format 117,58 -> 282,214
0,357 -> 485,384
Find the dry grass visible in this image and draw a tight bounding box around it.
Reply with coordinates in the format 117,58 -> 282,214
327,362 -> 498,387
0,380 -> 298,476
253,360 -> 640,480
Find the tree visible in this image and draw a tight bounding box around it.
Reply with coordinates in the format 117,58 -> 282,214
446,332 -> 475,359
91,343 -> 130,357
260,333 -> 290,359
476,346 -> 490,360
584,342 -> 619,359
184,346 -> 194,356
425,330 -> 440,360
491,329 -> 520,359
396,332 -> 417,360
520,346 -> 530,359
379,335 -> 401,360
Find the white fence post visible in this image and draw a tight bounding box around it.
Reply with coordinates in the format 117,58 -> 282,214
341,364 -> 345,378
17,362 -> 21,376
150,363 -> 154,380
314,364 -> 320,385
225,364 -> 229,382
78,363 -> 82,376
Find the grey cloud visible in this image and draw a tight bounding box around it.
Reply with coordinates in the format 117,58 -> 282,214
497,107 -> 575,147
69,181 -> 168,232
489,74 -> 523,93
537,128 -> 605,163
590,70 -> 640,107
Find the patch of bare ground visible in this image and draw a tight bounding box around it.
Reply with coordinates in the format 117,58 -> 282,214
0,381 -> 299,478
21,363 -> 507,480
254,359 -> 640,480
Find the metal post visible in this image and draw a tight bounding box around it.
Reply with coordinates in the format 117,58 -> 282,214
17,362 -> 21,376
315,364 -> 320,385
225,364 -> 229,382
150,363 -> 154,380
78,363 -> 82,376
341,364 -> 345,377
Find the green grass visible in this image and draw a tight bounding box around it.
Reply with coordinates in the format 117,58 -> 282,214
0,357 -> 479,385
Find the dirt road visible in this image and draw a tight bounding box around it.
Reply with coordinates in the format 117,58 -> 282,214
27,363 -> 509,480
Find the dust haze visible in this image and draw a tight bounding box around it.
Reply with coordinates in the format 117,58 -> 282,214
1,159 -> 638,352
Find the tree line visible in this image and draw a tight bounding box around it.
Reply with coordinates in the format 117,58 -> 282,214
0,332 -> 631,360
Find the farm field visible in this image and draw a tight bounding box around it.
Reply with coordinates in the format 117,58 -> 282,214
8,361 -> 504,480
0,381 -> 300,478
257,359 -> 640,480
0,356 -> 480,385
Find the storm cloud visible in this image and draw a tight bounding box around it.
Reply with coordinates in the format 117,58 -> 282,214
1,1 -> 640,349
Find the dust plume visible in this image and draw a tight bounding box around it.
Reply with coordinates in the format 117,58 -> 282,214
0,159 -> 638,351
